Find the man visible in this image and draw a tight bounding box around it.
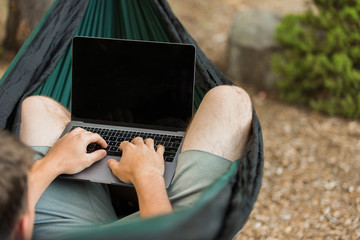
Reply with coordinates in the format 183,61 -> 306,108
0,85 -> 252,239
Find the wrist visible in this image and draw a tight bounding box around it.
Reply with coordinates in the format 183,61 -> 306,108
28,157 -> 61,209
132,171 -> 165,188
132,171 -> 171,218
37,155 -> 62,177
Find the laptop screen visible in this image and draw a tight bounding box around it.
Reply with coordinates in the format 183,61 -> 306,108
71,37 -> 195,131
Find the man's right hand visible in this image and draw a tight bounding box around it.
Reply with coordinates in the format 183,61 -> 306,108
42,127 -> 107,175
107,137 -> 173,219
107,137 -> 165,185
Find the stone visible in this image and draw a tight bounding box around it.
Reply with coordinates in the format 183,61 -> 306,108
227,8 -> 282,90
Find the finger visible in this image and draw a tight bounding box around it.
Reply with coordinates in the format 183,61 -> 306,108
86,149 -> 107,163
108,159 -> 131,184
93,133 -> 107,148
131,137 -> 144,145
107,159 -> 120,174
69,127 -> 88,138
86,133 -> 107,148
119,141 -> 131,151
156,144 -> 165,156
108,159 -> 119,176
144,138 -> 155,149
72,127 -> 86,133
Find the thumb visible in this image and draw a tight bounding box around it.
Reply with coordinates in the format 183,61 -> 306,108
107,158 -> 118,171
87,149 -> 107,163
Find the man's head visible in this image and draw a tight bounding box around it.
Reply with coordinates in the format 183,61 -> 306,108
0,130 -> 34,239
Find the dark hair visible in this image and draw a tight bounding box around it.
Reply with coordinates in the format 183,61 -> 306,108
0,130 -> 33,238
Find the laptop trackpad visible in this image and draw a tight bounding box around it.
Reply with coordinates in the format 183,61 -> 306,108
67,156 -> 122,185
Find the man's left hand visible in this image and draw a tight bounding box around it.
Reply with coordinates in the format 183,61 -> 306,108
43,127 -> 107,175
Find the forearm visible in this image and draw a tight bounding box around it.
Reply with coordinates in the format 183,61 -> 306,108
28,157 -> 60,209
27,129 -> 107,209
134,174 -> 173,218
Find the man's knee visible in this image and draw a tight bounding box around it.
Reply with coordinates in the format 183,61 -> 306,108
204,85 -> 252,118
22,96 -> 69,119
184,85 -> 253,160
20,96 -> 70,146
22,96 -> 50,112
22,96 -> 48,119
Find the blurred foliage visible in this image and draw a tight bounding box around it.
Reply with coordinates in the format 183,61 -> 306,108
272,0 -> 360,118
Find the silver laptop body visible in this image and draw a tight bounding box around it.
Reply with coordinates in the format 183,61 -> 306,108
59,36 -> 196,188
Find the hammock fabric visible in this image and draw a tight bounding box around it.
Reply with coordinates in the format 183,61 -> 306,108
0,0 -> 264,239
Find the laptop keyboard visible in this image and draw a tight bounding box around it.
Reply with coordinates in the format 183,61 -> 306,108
71,126 -> 182,162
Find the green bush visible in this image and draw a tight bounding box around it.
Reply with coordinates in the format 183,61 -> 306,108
272,0 -> 360,118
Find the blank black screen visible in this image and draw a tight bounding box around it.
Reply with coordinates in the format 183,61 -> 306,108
71,37 -> 195,131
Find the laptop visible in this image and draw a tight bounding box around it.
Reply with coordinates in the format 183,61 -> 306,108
59,36 -> 196,188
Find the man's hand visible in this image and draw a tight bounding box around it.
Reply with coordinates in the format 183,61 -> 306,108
29,127 -> 107,209
44,127 -> 107,175
107,137 -> 173,218
107,137 -> 164,184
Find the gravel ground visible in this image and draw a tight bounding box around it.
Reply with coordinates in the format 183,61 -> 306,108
241,91 -> 360,239
1,1 -> 359,239
168,0 -> 360,239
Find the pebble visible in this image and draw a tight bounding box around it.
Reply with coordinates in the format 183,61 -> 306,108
254,222 -> 262,229
307,155 -> 315,162
324,207 -> 330,215
327,215 -> 338,224
324,181 -> 338,190
283,123 -> 292,134
303,221 -> 310,228
345,219 -> 352,225
276,167 -> 283,175
333,211 -> 340,218
281,213 -> 291,221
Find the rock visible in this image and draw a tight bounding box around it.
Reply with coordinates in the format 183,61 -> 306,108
227,8 -> 282,90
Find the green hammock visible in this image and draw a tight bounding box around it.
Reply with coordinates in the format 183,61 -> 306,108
0,0 -> 263,239
31,0 -> 178,109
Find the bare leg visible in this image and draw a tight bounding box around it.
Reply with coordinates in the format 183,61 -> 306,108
182,85 -> 252,161
20,96 -> 70,147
